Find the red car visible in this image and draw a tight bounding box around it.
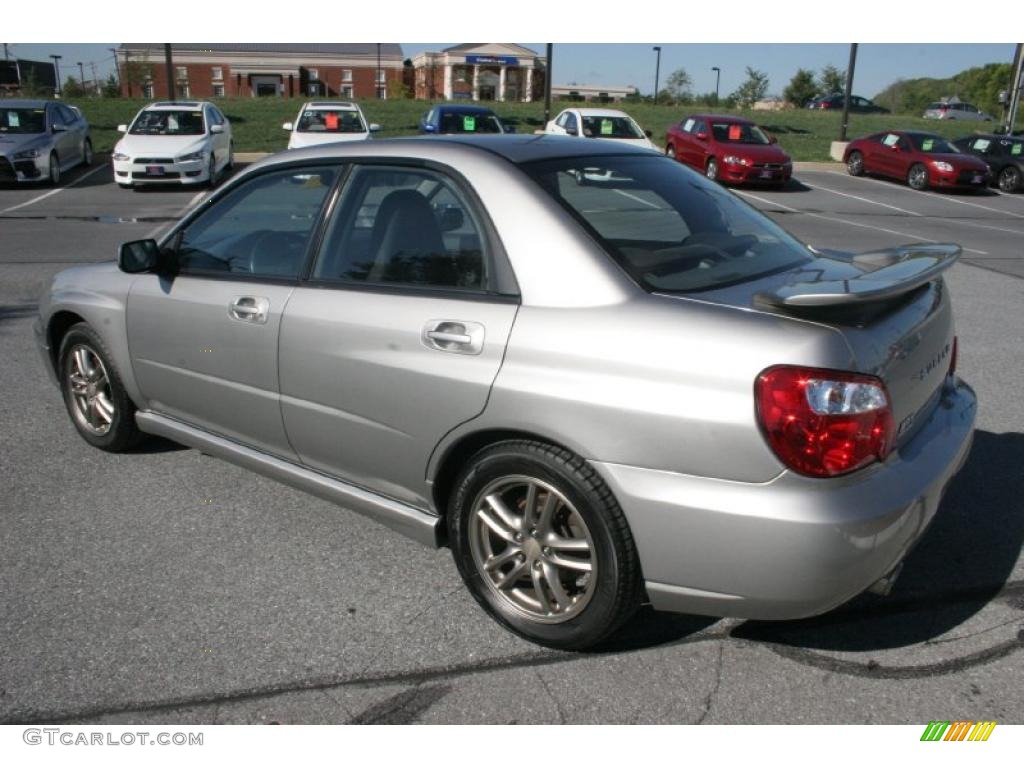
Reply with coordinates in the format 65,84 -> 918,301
664,114 -> 793,187
844,130 -> 990,191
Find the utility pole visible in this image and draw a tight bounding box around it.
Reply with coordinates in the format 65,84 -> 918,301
543,44 -> 553,126
839,43 -> 858,142
652,46 -> 662,104
712,66 -> 721,105
90,62 -> 99,95
50,54 -> 63,97
3,44 -> 9,61
376,43 -> 382,98
164,44 -> 175,100
1006,43 -> 1024,135
77,61 -> 85,91
109,47 -> 121,96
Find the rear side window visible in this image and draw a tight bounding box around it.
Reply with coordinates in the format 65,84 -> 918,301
313,166 -> 488,291
174,166 -> 338,279
522,155 -> 810,293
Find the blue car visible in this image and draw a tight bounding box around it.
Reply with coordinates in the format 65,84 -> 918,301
419,104 -> 511,135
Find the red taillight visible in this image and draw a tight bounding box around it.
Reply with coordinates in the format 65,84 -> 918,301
949,336 -> 958,376
755,366 -> 895,478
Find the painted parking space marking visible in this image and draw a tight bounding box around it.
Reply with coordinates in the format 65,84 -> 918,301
736,190 -> 989,255
0,164 -> 108,214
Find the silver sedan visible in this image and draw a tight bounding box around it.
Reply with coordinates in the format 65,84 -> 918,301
0,99 -> 93,184
34,136 -> 976,649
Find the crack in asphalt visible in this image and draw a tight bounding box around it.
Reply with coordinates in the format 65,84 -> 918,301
345,683 -> 453,725
695,643 -> 725,725
534,669 -> 567,724
5,579 -> 1023,725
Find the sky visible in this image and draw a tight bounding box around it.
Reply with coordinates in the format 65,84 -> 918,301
3,43 -> 1017,99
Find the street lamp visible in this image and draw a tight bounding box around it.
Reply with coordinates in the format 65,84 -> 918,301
376,43 -> 382,99
652,46 -> 661,104
712,66 -> 720,105
49,54 -> 62,97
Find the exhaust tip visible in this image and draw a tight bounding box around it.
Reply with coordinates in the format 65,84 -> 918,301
868,562 -> 904,597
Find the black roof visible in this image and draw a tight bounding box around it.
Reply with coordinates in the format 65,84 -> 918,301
119,43 -> 403,57
383,134 -> 660,164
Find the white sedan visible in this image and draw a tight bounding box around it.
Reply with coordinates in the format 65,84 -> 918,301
112,101 -> 233,188
544,107 -> 658,151
283,102 -> 380,149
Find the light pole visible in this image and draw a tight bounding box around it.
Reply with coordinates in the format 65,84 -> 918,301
839,43 -> 858,142
543,44 -> 553,126
376,43 -> 382,98
77,61 -> 85,91
712,66 -> 720,105
164,43 -> 175,100
652,46 -> 661,104
49,54 -> 62,97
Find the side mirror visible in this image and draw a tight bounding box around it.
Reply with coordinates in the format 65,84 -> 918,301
368,123 -> 381,132
565,126 -> 578,136
118,239 -> 161,273
282,122 -> 294,131
117,124 -> 128,133
51,123 -> 66,133
769,134 -> 778,144
422,123 -> 436,133
644,129 -> 653,138
890,144 -> 901,152
503,123 -> 516,134
210,124 -> 225,134
695,131 -> 708,141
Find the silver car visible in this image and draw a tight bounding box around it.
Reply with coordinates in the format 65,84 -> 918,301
923,100 -> 995,122
34,136 -> 976,649
0,99 -> 93,184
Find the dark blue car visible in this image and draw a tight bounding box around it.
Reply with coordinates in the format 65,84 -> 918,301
418,104 -> 511,135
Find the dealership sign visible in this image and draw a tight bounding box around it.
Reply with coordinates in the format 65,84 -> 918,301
465,55 -> 519,66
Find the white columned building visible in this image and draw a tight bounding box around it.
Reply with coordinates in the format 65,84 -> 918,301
412,43 -> 542,102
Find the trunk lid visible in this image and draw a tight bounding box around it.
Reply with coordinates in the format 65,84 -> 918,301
692,244 -> 958,447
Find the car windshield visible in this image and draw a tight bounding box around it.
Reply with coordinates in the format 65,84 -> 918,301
711,122 -> 771,145
0,107 -> 46,134
580,116 -> 644,140
522,154 -> 810,293
439,111 -> 503,134
297,109 -> 366,133
910,135 -> 959,154
130,109 -> 205,136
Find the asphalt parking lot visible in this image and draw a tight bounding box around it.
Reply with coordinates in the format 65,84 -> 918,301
1,157 -> 1022,725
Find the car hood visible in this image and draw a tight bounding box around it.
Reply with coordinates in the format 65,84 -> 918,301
712,143 -> 791,163
0,132 -> 51,157
116,134 -> 209,157
288,132 -> 370,149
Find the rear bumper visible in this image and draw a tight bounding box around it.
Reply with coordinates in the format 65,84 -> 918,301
593,377 -> 977,620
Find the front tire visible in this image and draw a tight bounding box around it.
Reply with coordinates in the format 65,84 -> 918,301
847,150 -> 864,176
48,151 -> 60,185
665,144 -> 675,160
448,440 -> 643,650
81,139 -> 93,167
907,163 -> 929,191
58,323 -> 143,452
207,153 -> 218,188
998,166 -> 1022,193
705,157 -> 719,181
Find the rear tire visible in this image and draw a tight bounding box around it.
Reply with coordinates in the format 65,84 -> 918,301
448,440 -> 643,650
907,163 -> 929,191
58,323 -> 143,452
998,166 -> 1021,193
847,150 -> 864,176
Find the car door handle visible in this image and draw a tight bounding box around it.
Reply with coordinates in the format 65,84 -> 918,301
422,320 -> 485,355
229,296 -> 270,324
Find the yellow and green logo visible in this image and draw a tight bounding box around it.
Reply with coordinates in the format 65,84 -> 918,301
921,721 -> 996,742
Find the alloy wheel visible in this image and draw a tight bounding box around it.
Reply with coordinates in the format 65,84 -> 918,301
468,475 -> 596,623
908,164 -> 928,191
847,151 -> 864,176
66,344 -> 115,436
706,159 -> 718,181
998,166 -> 1021,193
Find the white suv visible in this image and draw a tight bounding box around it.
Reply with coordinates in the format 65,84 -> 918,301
112,101 -> 233,188
283,102 -> 380,149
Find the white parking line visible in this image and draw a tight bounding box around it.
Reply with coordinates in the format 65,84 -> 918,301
0,164 -> 108,214
614,189 -> 662,209
736,190 -> 989,255
818,170 -> 1024,220
802,181 -> 1024,237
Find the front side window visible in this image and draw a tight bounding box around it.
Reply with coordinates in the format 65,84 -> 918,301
174,166 -> 338,279
130,109 -> 205,136
313,166 -> 487,291
0,107 -> 46,134
522,155 -> 810,293
297,109 -> 366,134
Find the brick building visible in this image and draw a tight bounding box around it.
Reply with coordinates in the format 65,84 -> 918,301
117,43 -> 405,99
412,44 -> 545,102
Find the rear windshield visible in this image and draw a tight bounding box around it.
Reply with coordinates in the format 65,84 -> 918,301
580,115 -> 643,139
910,135 -> 959,154
439,111 -> 503,134
131,109 -> 205,136
522,155 -> 810,293
0,107 -> 46,134
298,109 -> 366,133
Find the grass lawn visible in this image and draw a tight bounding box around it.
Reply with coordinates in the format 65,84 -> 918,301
61,96 -> 989,162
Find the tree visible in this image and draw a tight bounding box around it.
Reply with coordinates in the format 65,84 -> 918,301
102,73 -> 121,98
122,53 -> 153,97
783,68 -> 817,108
62,76 -> 87,98
730,67 -> 770,108
664,68 -> 693,101
818,64 -> 846,95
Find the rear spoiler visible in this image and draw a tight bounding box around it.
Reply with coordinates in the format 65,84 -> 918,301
754,243 -> 961,308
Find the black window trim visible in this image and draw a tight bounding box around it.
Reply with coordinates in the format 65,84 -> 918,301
302,157 -> 520,300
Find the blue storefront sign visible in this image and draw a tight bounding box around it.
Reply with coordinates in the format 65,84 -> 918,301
465,55 -> 519,66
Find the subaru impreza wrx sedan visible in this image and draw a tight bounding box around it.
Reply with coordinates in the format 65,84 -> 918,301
35,136 -> 976,649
